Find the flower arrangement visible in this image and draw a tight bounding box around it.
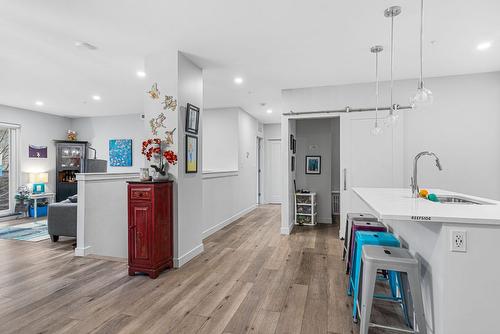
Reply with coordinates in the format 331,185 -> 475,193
141,138 -> 177,179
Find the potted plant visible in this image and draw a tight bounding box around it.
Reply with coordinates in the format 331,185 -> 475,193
141,138 -> 177,180
14,185 -> 30,216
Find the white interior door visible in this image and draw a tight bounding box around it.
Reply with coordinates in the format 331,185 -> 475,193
339,113 -> 404,238
266,139 -> 282,203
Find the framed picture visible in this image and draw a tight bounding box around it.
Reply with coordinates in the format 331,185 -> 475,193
185,134 -> 198,173
292,138 -> 296,154
291,156 -> 295,171
28,145 -> 47,158
185,103 -> 200,134
305,156 -> 321,174
290,134 -> 294,150
109,139 -> 133,167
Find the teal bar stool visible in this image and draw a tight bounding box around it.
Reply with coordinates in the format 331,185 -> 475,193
348,231 -> 410,324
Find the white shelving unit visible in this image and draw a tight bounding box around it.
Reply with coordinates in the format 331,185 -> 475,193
295,192 -> 317,226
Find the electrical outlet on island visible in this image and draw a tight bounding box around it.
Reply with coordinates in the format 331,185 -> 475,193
451,230 -> 467,252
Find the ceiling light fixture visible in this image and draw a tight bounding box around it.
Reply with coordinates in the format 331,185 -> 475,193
410,0 -> 433,108
35,101 -> 44,106
384,5 -> 402,126
477,41 -> 492,51
136,71 -> 146,78
234,77 -> 243,85
266,109 -> 273,114
74,41 -> 98,50
371,45 -> 384,135
92,95 -> 101,101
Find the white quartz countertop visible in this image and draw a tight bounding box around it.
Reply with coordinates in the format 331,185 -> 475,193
353,187 -> 500,225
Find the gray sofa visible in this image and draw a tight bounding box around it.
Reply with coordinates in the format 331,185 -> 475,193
47,195 -> 77,242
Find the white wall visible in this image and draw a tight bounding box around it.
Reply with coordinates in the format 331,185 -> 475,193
1,104 -> 71,193
202,109 -> 259,237
295,118 -> 333,223
71,114 -> 145,173
264,123 -> 281,140
202,108 -> 239,172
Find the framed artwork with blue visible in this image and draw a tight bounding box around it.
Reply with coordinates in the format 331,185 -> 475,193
109,139 -> 132,167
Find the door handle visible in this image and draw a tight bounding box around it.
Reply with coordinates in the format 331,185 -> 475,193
343,168 -> 347,191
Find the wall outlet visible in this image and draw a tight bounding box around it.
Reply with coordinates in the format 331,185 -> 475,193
450,230 -> 467,252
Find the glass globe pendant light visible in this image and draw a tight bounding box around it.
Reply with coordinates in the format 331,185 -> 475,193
384,6 -> 401,126
371,45 -> 384,135
410,0 -> 433,107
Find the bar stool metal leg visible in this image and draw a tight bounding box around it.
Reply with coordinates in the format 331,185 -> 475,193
359,261 -> 378,334
407,267 -> 427,334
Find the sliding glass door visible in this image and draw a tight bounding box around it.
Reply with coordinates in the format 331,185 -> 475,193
0,125 -> 18,216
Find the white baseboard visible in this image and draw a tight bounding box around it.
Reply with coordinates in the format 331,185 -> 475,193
281,219 -> 295,235
174,243 -> 204,268
74,246 -> 92,257
202,204 -> 257,239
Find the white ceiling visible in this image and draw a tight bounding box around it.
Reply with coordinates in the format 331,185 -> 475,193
1,0 -> 499,123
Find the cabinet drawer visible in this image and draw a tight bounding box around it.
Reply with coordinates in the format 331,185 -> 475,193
130,187 -> 152,201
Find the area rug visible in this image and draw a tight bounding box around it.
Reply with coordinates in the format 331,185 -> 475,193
0,220 -> 50,241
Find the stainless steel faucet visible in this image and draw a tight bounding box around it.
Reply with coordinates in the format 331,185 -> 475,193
411,151 -> 443,197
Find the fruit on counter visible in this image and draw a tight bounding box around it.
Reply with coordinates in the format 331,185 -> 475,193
427,193 -> 439,202
419,189 -> 429,198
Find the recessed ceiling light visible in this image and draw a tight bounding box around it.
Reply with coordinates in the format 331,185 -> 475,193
74,41 -> 98,50
136,71 -> 146,78
92,95 -> 101,101
266,109 -> 273,114
35,101 -> 44,106
234,77 -> 243,85
477,41 -> 492,51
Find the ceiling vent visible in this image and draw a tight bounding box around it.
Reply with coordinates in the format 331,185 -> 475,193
74,41 -> 98,50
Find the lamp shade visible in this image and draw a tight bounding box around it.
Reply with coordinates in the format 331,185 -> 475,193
29,172 -> 49,184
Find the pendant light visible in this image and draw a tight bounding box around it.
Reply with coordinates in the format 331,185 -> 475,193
371,45 -> 384,135
410,0 -> 433,107
384,6 -> 401,126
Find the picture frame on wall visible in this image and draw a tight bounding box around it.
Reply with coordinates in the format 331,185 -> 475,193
28,145 -> 48,158
109,139 -> 133,167
291,155 -> 295,172
292,138 -> 296,154
290,134 -> 294,150
305,155 -> 321,174
185,103 -> 200,134
185,134 -> 198,173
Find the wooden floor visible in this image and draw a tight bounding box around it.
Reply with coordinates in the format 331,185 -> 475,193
0,205 -> 406,334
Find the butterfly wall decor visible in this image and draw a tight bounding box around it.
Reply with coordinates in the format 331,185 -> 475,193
147,83 -> 160,99
165,128 -> 176,145
149,113 -> 166,135
162,95 -> 177,111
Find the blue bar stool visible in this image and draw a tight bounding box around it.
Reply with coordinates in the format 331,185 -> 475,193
348,231 -> 410,324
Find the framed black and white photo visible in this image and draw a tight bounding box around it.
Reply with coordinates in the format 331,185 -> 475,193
305,156 -> 321,174
291,156 -> 295,171
290,134 -> 294,150
185,103 -> 200,134
292,138 -> 296,154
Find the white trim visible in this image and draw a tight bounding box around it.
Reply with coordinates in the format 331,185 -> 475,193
76,172 -> 139,182
202,204 -> 257,239
74,246 -> 92,256
174,243 -> 204,268
202,170 -> 239,179
0,122 -> 21,129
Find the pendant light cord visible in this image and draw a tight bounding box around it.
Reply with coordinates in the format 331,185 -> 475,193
419,0 -> 424,87
390,14 -> 394,115
375,51 -> 379,125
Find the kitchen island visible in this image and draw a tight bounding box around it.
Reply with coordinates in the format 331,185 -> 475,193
353,187 -> 500,334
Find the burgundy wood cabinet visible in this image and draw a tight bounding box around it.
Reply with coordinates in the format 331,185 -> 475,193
127,180 -> 173,279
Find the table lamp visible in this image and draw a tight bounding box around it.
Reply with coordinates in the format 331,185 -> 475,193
29,172 -> 49,194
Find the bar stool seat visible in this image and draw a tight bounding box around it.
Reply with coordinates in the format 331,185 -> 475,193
359,245 -> 427,334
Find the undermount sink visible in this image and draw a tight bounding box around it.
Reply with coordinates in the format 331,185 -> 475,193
436,195 -> 492,205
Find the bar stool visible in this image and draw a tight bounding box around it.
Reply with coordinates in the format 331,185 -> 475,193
359,245 -> 427,334
342,213 -> 378,262
345,219 -> 386,274
348,231 -> 408,323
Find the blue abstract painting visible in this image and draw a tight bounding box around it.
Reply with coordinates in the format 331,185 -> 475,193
109,139 -> 132,167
